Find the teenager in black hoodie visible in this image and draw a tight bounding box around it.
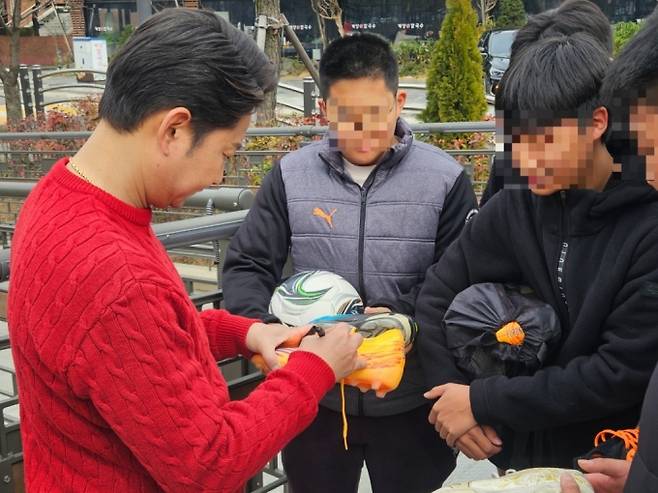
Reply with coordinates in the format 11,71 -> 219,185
560,8 -> 658,493
479,0 -> 613,207
417,33 -> 658,470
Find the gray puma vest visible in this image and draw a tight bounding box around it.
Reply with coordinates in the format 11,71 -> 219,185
280,119 -> 464,416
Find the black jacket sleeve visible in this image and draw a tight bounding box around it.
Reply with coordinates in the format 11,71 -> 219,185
370,170 -> 478,315
625,363 -> 658,492
416,192 -> 523,386
470,228 -> 658,432
222,163 -> 290,321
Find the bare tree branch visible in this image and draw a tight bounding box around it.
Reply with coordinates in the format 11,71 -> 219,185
10,0 -> 22,71
311,0 -> 344,37
477,0 -> 498,24
12,0 -> 21,28
255,0 -> 280,126
0,5 -> 10,83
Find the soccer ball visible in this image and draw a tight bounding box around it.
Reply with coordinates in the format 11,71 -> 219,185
269,270 -> 364,326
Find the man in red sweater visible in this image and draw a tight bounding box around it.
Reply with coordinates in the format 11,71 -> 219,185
7,9 -> 364,493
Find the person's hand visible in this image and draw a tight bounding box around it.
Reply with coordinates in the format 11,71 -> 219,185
425,383 -> 477,446
560,473 -> 582,493
579,458 -> 630,493
455,425 -> 502,460
299,323 -> 367,381
364,306 -> 391,314
246,322 -> 310,371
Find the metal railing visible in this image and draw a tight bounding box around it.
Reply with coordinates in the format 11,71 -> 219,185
0,121 -> 494,139
0,396 -> 21,493
20,66 -> 308,116
18,66 -> 107,115
17,67 -> 431,119
0,182 -> 254,211
276,80 -> 314,115
0,121 -> 494,244
0,210 -> 250,284
0,121 -> 494,188
277,78 -> 428,115
399,82 -> 427,90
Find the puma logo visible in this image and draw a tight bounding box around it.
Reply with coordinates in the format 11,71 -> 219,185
313,207 -> 337,229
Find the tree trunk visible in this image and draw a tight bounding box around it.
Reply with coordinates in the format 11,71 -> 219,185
3,70 -> 22,125
317,12 -> 328,48
333,16 -> 344,37
0,0 -> 23,126
255,0 -> 281,127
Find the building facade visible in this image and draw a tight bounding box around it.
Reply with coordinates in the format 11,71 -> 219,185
79,0 -> 657,39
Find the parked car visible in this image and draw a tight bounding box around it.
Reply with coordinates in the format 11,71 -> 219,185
479,29 -> 517,103
282,37 -> 323,59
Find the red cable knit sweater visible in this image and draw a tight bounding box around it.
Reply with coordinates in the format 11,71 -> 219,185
7,158 -> 335,493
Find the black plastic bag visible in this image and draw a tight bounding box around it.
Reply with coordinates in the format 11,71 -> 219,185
443,283 -> 561,380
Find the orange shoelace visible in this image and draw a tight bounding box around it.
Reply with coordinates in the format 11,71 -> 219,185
594,428 -> 639,461
339,328 -> 405,451
340,327 -> 359,451
341,379 -> 349,450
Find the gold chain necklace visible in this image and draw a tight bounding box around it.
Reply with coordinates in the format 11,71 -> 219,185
69,160 -> 94,186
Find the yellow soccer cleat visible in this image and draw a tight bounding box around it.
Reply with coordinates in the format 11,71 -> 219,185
343,328 -> 405,398
251,313 -> 415,397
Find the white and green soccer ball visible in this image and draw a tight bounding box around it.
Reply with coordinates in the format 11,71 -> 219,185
269,270 -> 363,326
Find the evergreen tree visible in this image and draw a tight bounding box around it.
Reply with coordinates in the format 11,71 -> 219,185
422,0 -> 487,122
496,0 -> 527,29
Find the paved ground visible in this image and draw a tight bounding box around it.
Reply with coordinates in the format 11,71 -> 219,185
259,454 -> 498,492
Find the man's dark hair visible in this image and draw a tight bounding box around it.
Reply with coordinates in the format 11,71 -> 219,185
601,7 -> 658,176
319,33 -> 398,99
497,33 -> 610,129
99,8 -> 276,142
495,33 -> 610,187
511,0 -> 612,61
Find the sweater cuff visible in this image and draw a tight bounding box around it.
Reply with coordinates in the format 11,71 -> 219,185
279,351 -> 335,402
470,378 -> 494,426
204,310 -> 260,360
